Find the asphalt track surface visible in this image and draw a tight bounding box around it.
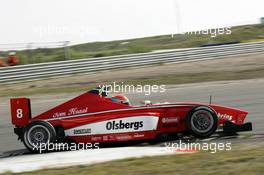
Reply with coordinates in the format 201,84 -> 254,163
0,78 -> 263,157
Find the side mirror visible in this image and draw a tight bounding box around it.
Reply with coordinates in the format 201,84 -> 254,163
141,100 -> 152,106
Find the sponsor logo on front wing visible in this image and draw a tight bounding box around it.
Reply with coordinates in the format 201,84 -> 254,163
106,120 -> 143,130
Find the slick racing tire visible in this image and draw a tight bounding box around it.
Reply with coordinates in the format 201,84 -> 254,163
23,121 -> 56,153
185,106 -> 218,138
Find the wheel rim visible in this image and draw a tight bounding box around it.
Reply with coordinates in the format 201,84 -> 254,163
26,125 -> 51,148
190,110 -> 214,133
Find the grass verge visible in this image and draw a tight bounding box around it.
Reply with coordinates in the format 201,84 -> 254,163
2,144 -> 264,175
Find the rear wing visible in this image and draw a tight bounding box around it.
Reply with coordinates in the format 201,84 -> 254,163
10,98 -> 32,127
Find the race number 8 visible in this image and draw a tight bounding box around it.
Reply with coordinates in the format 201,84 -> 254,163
16,109 -> 23,119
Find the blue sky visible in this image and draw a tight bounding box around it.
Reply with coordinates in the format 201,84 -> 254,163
0,0 -> 263,44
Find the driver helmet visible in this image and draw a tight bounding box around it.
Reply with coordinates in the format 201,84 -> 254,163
112,94 -> 130,105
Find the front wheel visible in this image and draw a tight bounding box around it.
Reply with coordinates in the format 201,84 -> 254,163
185,106 -> 218,138
23,121 -> 56,153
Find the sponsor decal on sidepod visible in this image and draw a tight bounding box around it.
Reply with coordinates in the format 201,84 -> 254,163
106,120 -> 143,130
65,116 -> 159,136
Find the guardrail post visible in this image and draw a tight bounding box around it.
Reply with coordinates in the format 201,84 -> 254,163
27,43 -> 33,64
64,41 -> 70,60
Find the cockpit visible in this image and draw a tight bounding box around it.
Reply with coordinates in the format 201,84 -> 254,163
88,86 -> 130,105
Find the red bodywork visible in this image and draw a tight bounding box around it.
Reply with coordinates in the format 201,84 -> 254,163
10,91 -> 249,143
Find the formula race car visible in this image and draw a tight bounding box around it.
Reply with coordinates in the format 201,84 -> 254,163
10,87 -> 252,152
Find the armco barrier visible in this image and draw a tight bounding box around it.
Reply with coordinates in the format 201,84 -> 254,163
0,42 -> 264,84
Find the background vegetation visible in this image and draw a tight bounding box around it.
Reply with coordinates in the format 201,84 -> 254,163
0,24 -> 264,65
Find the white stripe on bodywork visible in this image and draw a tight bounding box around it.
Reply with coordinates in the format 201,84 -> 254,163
65,116 -> 159,136
45,104 -> 193,122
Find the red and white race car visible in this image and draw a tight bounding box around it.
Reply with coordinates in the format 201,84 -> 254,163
10,87 -> 252,152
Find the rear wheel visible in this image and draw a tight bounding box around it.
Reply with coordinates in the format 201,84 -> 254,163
23,121 -> 56,153
185,106 -> 218,138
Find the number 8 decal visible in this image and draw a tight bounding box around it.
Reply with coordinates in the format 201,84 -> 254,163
17,109 -> 23,119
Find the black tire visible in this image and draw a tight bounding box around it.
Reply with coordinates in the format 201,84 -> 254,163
185,106 -> 218,138
23,121 -> 56,153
